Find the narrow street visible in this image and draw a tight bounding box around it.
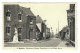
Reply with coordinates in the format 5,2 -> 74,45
4,38 -> 72,47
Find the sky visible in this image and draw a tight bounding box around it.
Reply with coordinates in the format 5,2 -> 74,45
18,3 -> 73,34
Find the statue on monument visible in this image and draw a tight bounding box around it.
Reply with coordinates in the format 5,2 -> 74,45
13,27 -> 18,42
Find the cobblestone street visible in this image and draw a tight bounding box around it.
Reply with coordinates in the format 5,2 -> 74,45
4,38 -> 63,47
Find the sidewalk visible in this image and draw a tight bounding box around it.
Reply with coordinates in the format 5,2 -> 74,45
57,41 -> 73,47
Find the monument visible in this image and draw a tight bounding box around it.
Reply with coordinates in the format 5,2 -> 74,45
13,27 -> 18,42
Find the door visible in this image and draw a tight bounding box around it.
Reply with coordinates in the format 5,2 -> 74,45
18,28 -> 22,41
29,29 -> 33,40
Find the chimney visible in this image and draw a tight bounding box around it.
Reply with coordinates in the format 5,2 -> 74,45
70,4 -> 75,10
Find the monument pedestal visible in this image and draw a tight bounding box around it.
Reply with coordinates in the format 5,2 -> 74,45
13,35 -> 18,42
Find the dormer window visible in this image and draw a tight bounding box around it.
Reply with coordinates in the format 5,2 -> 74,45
6,11 -> 11,21
18,14 -> 22,22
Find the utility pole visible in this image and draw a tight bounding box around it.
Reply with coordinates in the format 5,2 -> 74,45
51,27 -> 52,38
56,29 -> 57,34
58,20 -> 59,33
58,20 -> 59,37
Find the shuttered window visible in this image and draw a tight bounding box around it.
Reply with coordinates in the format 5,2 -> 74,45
6,27 -> 10,33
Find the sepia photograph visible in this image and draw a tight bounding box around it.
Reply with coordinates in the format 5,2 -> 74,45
3,2 -> 76,49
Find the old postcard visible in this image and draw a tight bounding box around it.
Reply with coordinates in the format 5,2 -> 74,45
3,2 -> 77,50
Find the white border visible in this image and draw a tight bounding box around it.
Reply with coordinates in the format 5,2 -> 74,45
0,0 -> 80,53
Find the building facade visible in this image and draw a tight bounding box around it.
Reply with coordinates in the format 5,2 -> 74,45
36,15 -> 46,40
36,25 -> 40,40
4,4 -> 36,42
59,26 -> 69,40
46,27 -> 50,39
67,4 -> 75,46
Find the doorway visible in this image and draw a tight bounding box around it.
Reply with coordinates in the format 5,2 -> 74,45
18,28 -> 22,41
29,29 -> 33,40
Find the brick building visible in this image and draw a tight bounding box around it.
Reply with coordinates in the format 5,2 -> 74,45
4,4 -> 36,42
67,4 -> 75,46
36,15 -> 46,40
36,25 -> 40,40
59,26 -> 69,40
46,27 -> 50,39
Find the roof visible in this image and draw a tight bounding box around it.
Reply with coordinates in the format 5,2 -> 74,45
36,15 -> 43,23
20,6 -> 35,16
36,25 -> 40,32
36,23 -> 41,32
4,4 -> 19,6
61,26 -> 69,32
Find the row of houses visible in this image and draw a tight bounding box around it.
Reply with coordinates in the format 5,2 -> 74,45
4,4 -> 51,42
58,4 -> 75,46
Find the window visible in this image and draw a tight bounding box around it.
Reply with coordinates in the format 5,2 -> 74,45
6,12 -> 10,16
6,12 -> 11,21
18,28 -> 22,35
30,18 -> 33,24
29,25 -> 33,29
6,27 -> 10,33
6,27 -> 10,35
18,14 -> 22,22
